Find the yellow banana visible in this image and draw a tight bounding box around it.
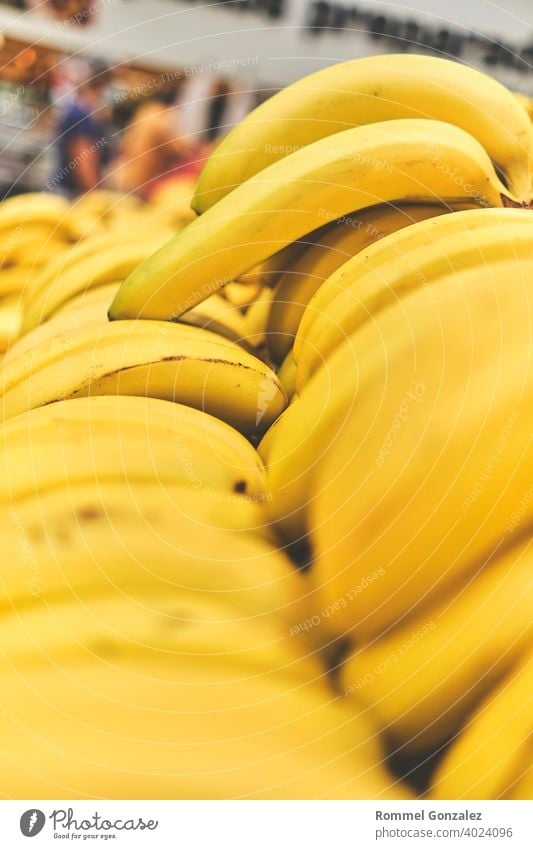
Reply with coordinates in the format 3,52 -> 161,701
0,395 -> 267,501
241,286 -> 276,351
431,650 -> 533,800
277,350 -> 297,402
339,539 -> 533,751
4,283 -> 120,363
109,119 -> 511,322
0,192 -> 76,237
268,203 -> 451,362
180,292 -> 248,343
0,296 -> 22,353
22,230 -> 176,332
0,226 -> 70,267
0,265 -> 33,299
504,761 -> 533,800
309,258 -> 533,641
0,646 -> 405,799
0,319 -> 286,435
295,208 -> 533,387
193,54 -> 532,211
0,478 -> 282,610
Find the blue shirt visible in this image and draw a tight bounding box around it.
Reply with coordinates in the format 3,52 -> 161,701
52,101 -> 109,194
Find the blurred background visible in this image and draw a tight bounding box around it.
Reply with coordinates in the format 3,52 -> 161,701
0,0 -> 532,198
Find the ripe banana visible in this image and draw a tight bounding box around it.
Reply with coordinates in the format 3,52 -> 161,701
4,283 -> 120,364
180,292 -> 248,343
0,586 -> 318,682
0,645 -> 405,799
0,319 -> 287,435
192,53 -> 532,211
295,208 -> 533,387
277,350 -> 297,402
268,203 -> 451,362
109,119 -> 511,322
22,230 -> 175,332
309,258 -> 533,641
241,286 -> 276,351
505,762 -> 533,800
264,249 -> 533,543
431,650 -> 533,800
0,295 -> 22,353
0,226 -> 69,267
0,265 -> 32,298
0,395 -> 267,501
339,538 -> 533,752
0,192 -> 76,237
0,478 -> 282,611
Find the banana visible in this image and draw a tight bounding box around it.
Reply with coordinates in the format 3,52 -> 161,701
180,292 -> 248,343
241,286 -> 276,351
0,265 -> 33,298
268,203 -> 451,362
72,188 -> 143,219
264,250 -> 533,544
0,478 -> 283,608
0,586 -> 318,681
192,54 -> 532,212
0,296 -> 22,353
22,230 -> 176,332
339,538 -> 533,752
504,760 -> 533,800
308,258 -> 533,641
149,175 -> 198,226
3,283 -> 120,364
109,119 -> 511,322
0,395 -> 267,501
277,350 -> 297,402
0,645 -> 405,799
0,192 -> 76,238
431,650 -> 533,800
295,208 -> 533,387
0,226 -> 70,267
0,319 -> 287,435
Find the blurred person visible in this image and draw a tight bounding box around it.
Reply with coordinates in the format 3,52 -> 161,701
107,88 -> 190,199
205,78 -> 232,142
50,59 -> 112,197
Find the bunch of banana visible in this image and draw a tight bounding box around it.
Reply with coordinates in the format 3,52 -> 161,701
304,257 -> 532,643
339,538 -> 533,754
21,226 -> 176,333
4,282 -> 122,363
0,457 -> 405,799
431,650 -> 533,800
0,590 -> 406,799
294,207 -> 533,388
109,118 -> 518,323
193,54 -> 532,210
262,208 -> 533,543
0,193 -> 81,350
266,203 -> 451,363
0,192 -> 78,240
0,396 -> 268,502
0,318 -> 286,435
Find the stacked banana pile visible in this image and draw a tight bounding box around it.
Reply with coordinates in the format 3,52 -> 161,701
1,53 -> 532,800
